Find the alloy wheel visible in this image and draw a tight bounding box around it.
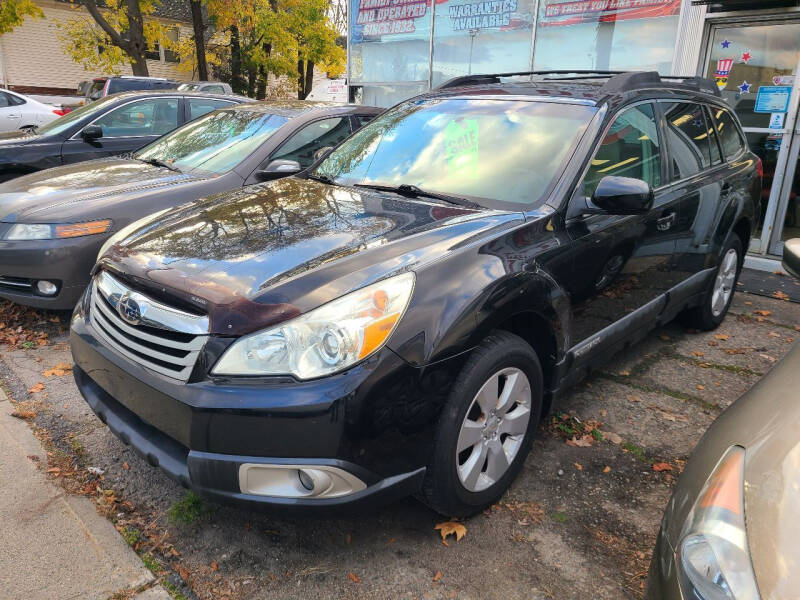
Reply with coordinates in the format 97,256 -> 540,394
711,248 -> 738,317
456,367 -> 532,492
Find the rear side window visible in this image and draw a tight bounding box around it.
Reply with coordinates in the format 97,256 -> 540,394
703,106 -> 723,165
662,102 -> 712,179
584,102 -> 662,196
188,98 -> 234,120
710,107 -> 746,161
5,92 -> 25,106
354,115 -> 374,128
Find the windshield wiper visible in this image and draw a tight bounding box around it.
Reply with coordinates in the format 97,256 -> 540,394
307,172 -> 337,185
139,157 -> 181,173
353,183 -> 481,208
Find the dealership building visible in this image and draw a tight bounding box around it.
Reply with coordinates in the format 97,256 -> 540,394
347,0 -> 800,265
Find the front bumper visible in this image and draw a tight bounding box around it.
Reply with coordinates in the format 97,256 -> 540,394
0,236 -> 101,309
645,527 -> 682,600
70,308 -> 445,513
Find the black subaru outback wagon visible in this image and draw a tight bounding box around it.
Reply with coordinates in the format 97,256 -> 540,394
70,71 -> 760,516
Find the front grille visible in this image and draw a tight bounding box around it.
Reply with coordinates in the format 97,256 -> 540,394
0,276 -> 33,293
89,271 -> 209,381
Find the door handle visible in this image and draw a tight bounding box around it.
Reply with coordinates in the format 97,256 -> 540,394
656,211 -> 677,231
6,114 -> 20,119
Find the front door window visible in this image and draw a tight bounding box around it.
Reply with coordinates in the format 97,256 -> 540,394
704,21 -> 800,254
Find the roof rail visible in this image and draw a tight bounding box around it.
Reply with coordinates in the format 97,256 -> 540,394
435,70 -> 627,90
435,70 -> 722,97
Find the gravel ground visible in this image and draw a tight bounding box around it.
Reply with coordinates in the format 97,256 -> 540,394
1,290 -> 797,600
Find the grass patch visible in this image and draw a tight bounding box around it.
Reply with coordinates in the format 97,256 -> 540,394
120,525 -> 141,546
168,491 -> 211,524
140,552 -> 161,575
622,441 -> 651,464
67,436 -> 85,457
551,511 -> 568,523
162,579 -> 191,600
22,341 -> 36,349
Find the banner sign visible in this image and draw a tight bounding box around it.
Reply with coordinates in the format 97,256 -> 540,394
354,0 -> 432,37
541,0 -> 681,26
447,0 -> 527,32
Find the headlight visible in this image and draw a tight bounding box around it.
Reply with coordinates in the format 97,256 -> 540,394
212,272 -> 415,379
677,446 -> 760,600
5,219 -> 112,240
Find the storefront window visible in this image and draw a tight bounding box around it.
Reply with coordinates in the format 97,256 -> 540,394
431,0 -> 535,87
349,0 -> 433,85
532,0 -> 680,72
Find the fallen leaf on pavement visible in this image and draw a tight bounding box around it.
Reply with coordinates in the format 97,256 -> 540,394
122,462 -> 130,470
626,394 -> 641,403
753,310 -> 772,317
653,462 -> 673,472
619,370 -> 630,376
602,431 -> 622,444
659,335 -> 671,341
768,331 -> 781,338
574,462 -> 583,471
211,561 -> 218,572
696,384 -> 705,390
11,409 -> 36,420
714,334 -> 729,341
28,382 -> 44,393
691,351 -> 704,357
435,521 -> 466,543
602,466 -> 611,473
566,434 -> 593,447
773,291 -> 789,301
433,571 -> 442,582
708,341 -> 719,347
43,363 -> 72,377
348,572 -> 361,583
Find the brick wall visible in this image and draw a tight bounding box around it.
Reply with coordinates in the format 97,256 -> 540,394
0,0 -> 189,94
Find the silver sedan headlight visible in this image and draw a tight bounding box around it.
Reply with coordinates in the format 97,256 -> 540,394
677,446 -> 760,600
212,272 -> 415,379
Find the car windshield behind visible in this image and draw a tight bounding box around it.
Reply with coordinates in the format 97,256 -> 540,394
134,108 -> 289,174
314,98 -> 597,208
35,95 -> 119,137
177,83 -> 200,91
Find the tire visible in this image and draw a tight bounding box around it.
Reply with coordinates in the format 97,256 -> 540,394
419,331 -> 543,517
681,234 -> 743,331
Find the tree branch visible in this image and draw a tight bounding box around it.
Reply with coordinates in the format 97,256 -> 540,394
82,0 -> 128,49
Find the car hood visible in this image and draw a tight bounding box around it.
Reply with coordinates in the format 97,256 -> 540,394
0,158 -> 208,222
739,343 -> 800,600
660,343 -> 800,599
100,177 -> 513,336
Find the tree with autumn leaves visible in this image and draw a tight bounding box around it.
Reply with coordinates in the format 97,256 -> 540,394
0,0 -> 43,34
57,0 -> 344,99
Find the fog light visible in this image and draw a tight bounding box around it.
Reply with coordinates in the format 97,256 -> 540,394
36,280 -> 57,296
238,463 -> 367,499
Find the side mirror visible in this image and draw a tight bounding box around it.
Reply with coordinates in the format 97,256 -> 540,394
254,159 -> 302,181
80,125 -> 103,141
782,238 -> 800,279
590,176 -> 653,215
313,146 -> 334,161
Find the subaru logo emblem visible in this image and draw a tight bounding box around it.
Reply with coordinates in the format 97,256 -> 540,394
117,294 -> 142,326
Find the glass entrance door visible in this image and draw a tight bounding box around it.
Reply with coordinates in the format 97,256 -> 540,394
703,20 -> 800,256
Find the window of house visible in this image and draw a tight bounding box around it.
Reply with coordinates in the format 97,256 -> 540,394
146,41 -> 161,61
584,103 -> 662,197
662,102 -> 712,180
164,28 -> 179,63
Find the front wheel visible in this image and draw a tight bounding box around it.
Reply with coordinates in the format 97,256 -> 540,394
420,331 -> 543,517
681,235 -> 743,331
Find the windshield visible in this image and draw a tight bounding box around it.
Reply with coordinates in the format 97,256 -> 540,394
313,98 -> 596,208
134,108 -> 289,174
35,95 -> 118,136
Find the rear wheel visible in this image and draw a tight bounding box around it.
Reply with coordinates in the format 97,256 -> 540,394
681,235 -> 743,331
420,331 -> 543,517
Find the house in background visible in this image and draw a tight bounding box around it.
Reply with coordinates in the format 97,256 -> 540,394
0,0 -> 191,95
